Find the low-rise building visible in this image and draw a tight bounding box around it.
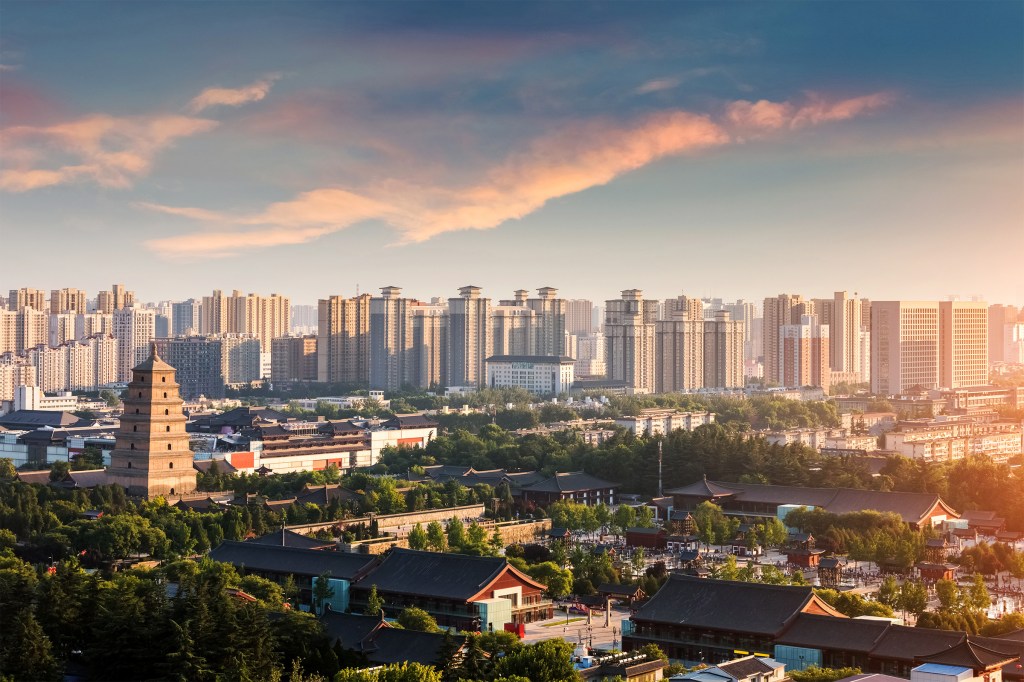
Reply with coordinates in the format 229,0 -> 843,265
615,409 -> 716,436
519,471 -> 617,507
485,355 -> 575,395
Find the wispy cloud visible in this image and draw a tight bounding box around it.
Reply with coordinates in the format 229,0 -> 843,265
1,76 -> 282,192
635,78 -> 681,95
0,64 -> 19,72
0,114 -> 217,192
187,75 -> 281,113
140,90 -> 895,258
726,91 -> 895,132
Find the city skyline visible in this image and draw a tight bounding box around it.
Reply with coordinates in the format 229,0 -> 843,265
2,2 -> 1022,304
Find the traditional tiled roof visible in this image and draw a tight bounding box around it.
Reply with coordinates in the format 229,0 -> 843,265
209,541 -> 374,578
776,613 -> 890,652
666,479 -> 958,525
194,459 -> 238,474
321,611 -> 384,648
362,628 -> 457,667
717,656 -> 784,679
632,574 -> 839,635
867,625 -> 967,661
16,470 -> 53,485
381,414 -> 437,429
0,411 -> 84,428
248,529 -> 335,550
294,484 -> 364,506
521,471 -> 617,494
354,548 -> 541,601
917,637 -> 1019,670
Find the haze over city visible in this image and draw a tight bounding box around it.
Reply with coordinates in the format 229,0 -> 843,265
2,1 -> 1022,304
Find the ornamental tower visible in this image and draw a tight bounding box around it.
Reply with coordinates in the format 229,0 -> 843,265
107,345 -> 195,498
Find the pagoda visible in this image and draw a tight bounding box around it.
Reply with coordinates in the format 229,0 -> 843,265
107,345 -> 196,498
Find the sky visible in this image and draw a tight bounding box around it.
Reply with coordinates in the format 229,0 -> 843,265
1,1 -> 1022,307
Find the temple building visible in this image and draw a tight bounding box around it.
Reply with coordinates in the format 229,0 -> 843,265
107,346 -> 197,498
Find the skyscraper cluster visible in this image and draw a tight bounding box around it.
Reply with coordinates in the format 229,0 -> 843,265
0,281 -> 1016,404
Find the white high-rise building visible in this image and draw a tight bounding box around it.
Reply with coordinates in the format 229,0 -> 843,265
939,301 -> 988,389
370,286 -> 415,391
566,299 -> 595,336
573,333 -> 606,378
832,291 -> 867,382
447,286 -> 492,387
605,290 -> 658,393
871,301 -> 940,395
704,310 -> 745,389
779,314 -> 831,392
113,306 -> 156,382
75,312 -> 113,341
411,301 -> 448,389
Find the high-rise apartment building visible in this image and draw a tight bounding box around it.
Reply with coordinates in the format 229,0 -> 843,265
271,336 -> 318,383
939,301 -> 988,389
50,288 -> 88,315
201,289 -> 228,334
447,286 -> 492,387
573,334 -> 606,377
171,299 -> 201,337
779,314 -> 831,392
526,287 -> 567,356
988,304 -> 1021,365
95,284 -> 135,314
411,301 -> 448,389
704,310 -> 745,389
491,298 -> 537,357
369,286 -> 415,391
75,313 -> 113,341
48,313 -> 77,347
0,310 -> 17,355
763,294 -> 806,385
27,335 -> 118,391
871,301 -> 940,395
16,307 -> 48,354
655,295 -> 704,392
832,291 -> 868,383
605,289 -> 658,393
317,294 -> 371,385
155,336 -> 226,400
566,299 -> 595,336
217,333 -> 261,384
7,288 -> 47,312
290,304 -> 318,335
107,348 -> 196,499
113,306 -> 156,382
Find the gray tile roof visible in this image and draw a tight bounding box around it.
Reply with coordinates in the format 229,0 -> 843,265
354,548 -> 508,601
521,471 -> 617,493
209,541 -> 375,578
632,574 -> 817,636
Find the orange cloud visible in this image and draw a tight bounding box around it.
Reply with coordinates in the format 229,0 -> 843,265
142,92 -> 893,258
0,114 -> 217,192
726,91 -> 894,132
187,75 -> 281,113
144,189 -> 396,258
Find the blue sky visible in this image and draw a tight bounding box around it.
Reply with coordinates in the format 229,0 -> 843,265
1,1 -> 1021,306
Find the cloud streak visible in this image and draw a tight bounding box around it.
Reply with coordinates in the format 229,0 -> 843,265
188,75 -> 280,113
138,90 -> 894,258
1,76 -> 281,192
0,114 -> 217,192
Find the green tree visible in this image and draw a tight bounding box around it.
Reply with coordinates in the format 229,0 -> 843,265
365,584 -> 384,618
493,639 -> 580,682
877,575 -> 900,610
408,523 -> 428,551
335,662 -> 442,682
968,573 -> 990,612
396,607 -> 440,632
524,561 -> 573,599
0,610 -> 61,681
899,579 -> 928,616
791,667 -> 862,682
446,517 -> 467,549
425,521 -> 448,552
49,460 -> 71,482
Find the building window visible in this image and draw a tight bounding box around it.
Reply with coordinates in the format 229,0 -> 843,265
138,392 -> 143,398
128,461 -> 132,468
135,409 -> 140,414
133,425 -> 137,432
165,409 -> 169,415
162,377 -> 166,383
163,392 -> 167,398
166,426 -> 170,432
167,444 -> 172,451
130,443 -> 135,450
169,461 -> 173,467
170,488 -> 174,495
